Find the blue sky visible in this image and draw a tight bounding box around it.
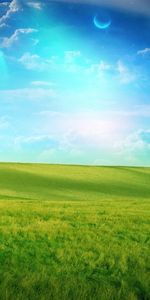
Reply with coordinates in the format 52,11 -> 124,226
0,0 -> 150,165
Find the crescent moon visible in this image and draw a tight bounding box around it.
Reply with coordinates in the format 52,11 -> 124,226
93,15 -> 111,30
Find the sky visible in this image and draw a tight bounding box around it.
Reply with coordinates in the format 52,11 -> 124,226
0,0 -> 150,166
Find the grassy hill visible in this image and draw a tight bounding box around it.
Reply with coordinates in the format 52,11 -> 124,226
0,163 -> 150,300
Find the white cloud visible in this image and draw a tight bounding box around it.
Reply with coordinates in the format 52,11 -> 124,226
0,23 -> 7,28
99,61 -> 112,71
19,51 -> 81,72
86,60 -> 112,76
117,60 -> 137,84
0,2 -> 9,7
18,52 -> 55,71
1,106 -> 150,165
27,1 -> 42,10
2,28 -> 38,48
0,2 -> 9,28
0,0 -> 21,26
19,52 -> 137,86
36,110 -> 125,149
137,48 -> 150,56
0,87 -> 56,101
85,59 -> 137,85
9,0 -> 21,12
109,105 -> 150,118
128,105 -> 150,118
14,134 -> 53,146
11,134 -> 56,155
31,81 -> 55,87
113,129 -> 150,164
21,110 -> 133,163
114,131 -> 145,153
52,0 -> 150,17
11,134 -> 74,163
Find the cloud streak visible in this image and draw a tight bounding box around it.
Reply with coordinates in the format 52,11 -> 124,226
18,52 -> 53,71
52,0 -> 150,16
117,60 -> 137,84
27,1 -> 42,10
1,28 -> 37,48
0,0 -> 21,26
137,48 -> 150,56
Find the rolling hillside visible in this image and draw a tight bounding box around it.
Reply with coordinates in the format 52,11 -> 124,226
0,163 -> 150,300
0,163 -> 150,201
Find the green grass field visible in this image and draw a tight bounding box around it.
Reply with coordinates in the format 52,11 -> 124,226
0,163 -> 150,300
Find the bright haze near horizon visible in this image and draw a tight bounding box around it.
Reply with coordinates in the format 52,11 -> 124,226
0,0 -> 150,166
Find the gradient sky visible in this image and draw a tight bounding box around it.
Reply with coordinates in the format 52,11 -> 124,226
0,0 -> 150,165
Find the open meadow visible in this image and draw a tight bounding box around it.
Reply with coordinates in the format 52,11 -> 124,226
0,163 -> 150,300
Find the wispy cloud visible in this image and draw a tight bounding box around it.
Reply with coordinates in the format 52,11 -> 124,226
0,0 -> 21,26
31,81 -> 55,87
13,134 -> 55,151
137,48 -> 150,56
52,0 -> 150,17
0,23 -> 7,29
114,129 -> 150,164
17,50 -> 139,87
86,59 -> 137,85
18,51 -> 82,72
110,105 -> 150,118
86,60 -> 112,77
27,1 -> 42,10
117,60 -> 137,84
36,110 -> 126,149
0,2 -> 9,7
0,87 -> 56,102
1,28 -> 38,48
18,52 -> 53,71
